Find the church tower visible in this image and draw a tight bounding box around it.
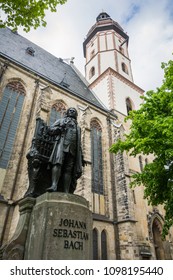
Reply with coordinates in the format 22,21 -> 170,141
83,12 -> 144,115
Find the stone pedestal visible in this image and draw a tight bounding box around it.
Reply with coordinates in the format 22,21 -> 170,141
0,197 -> 36,260
24,192 -> 93,259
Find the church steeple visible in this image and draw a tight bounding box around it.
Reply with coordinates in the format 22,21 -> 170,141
83,12 -> 128,58
83,12 -> 132,84
83,13 -> 143,114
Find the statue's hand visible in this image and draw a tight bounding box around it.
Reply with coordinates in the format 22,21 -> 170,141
48,127 -> 61,135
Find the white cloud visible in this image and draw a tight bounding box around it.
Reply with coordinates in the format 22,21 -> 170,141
14,0 -> 173,92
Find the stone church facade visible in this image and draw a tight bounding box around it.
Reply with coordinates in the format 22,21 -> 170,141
0,12 -> 173,260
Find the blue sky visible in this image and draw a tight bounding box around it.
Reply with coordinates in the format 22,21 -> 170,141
2,0 -> 173,92
125,4 -> 140,23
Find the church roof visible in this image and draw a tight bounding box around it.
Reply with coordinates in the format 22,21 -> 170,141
0,28 -> 107,111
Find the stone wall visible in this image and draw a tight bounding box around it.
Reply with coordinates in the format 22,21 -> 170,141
0,57 -> 173,259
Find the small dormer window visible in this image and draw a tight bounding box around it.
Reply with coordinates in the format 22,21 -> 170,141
26,47 -> 35,56
60,72 -> 70,88
60,81 -> 70,88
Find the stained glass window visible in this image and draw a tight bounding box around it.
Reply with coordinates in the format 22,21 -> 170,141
49,101 -> 66,125
90,120 -> 104,194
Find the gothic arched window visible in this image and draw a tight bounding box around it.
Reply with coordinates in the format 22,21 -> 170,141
49,101 -> 66,125
93,228 -> 99,260
90,120 -> 104,194
101,230 -> 107,260
122,62 -> 128,74
0,81 -> 25,168
126,97 -> 133,115
89,66 -> 95,79
152,218 -> 165,259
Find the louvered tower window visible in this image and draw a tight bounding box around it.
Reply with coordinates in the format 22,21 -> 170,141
89,66 -> 95,79
122,62 -> 129,74
0,81 -> 25,169
90,120 -> 104,194
49,101 -> 66,125
126,97 -> 133,115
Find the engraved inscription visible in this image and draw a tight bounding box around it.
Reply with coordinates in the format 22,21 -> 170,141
53,218 -> 89,250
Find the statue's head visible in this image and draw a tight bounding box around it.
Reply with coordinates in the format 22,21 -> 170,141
66,107 -> 78,119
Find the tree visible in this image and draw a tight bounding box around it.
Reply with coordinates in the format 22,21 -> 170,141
109,59 -> 173,236
0,0 -> 67,32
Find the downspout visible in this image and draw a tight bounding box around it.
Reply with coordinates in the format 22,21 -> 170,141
0,79 -> 39,246
107,115 -> 121,259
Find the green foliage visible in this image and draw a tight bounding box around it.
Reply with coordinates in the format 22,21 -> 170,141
0,0 -> 67,32
109,59 -> 173,236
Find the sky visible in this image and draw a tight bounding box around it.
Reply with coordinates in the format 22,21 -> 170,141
7,0 -> 173,92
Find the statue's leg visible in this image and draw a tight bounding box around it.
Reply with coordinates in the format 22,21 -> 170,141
62,153 -> 75,193
46,164 -> 61,192
63,173 -> 72,193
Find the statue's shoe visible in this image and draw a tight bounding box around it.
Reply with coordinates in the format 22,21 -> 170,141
46,186 -> 57,192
